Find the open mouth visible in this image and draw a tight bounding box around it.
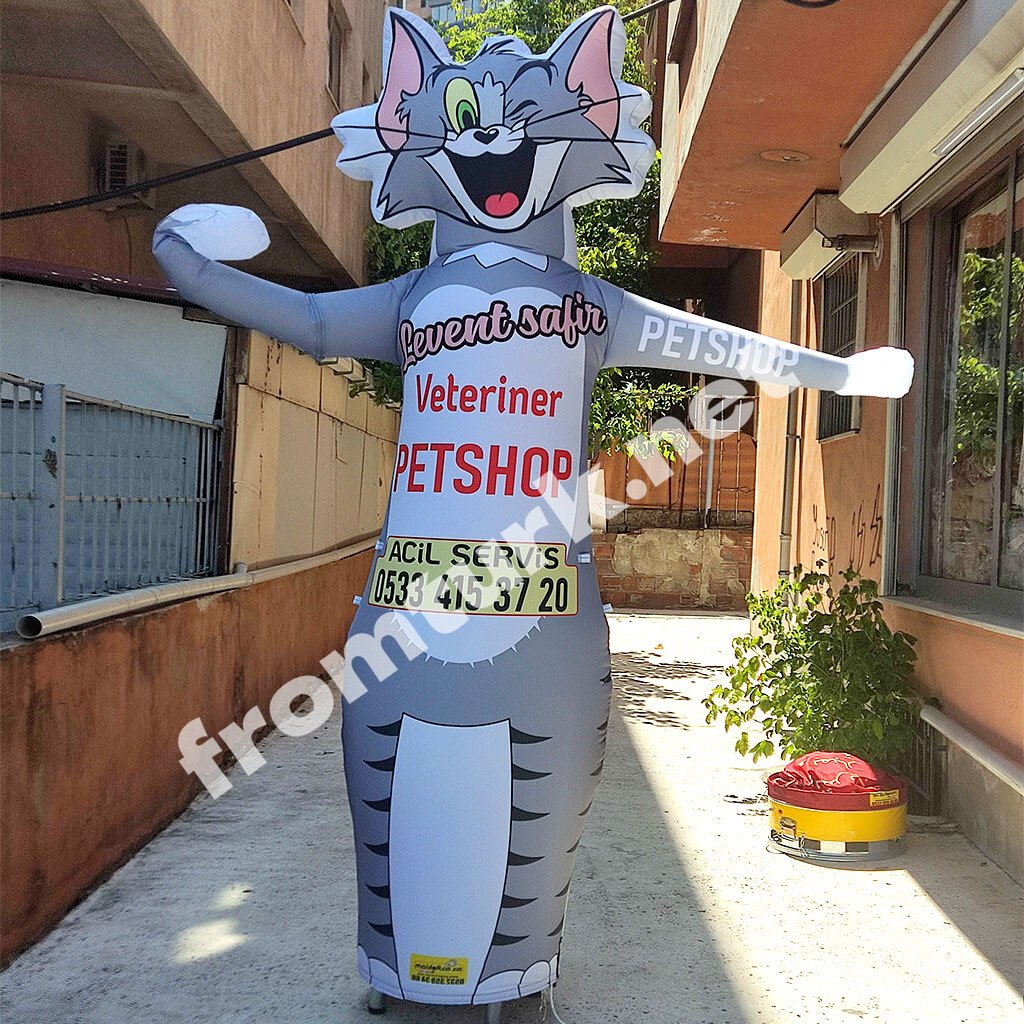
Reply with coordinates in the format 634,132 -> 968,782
447,138 -> 538,219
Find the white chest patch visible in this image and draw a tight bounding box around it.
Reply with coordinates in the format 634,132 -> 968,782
385,284 -> 588,664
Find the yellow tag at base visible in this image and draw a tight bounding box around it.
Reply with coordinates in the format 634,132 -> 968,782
409,954 -> 469,985
869,789 -> 901,807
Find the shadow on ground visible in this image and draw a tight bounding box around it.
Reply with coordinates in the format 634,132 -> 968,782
0,657 -> 753,1024
612,650 -> 727,730
2,615 -> 1019,1023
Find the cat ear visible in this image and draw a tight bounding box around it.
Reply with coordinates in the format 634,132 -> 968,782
547,7 -> 620,138
377,10 -> 450,151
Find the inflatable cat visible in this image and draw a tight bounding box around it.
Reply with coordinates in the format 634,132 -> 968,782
153,7 -> 912,1019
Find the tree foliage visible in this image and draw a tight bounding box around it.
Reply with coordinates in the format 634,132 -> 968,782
356,0 -> 691,459
951,249 -> 1024,476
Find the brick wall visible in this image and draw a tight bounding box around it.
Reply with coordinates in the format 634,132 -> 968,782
593,527 -> 752,611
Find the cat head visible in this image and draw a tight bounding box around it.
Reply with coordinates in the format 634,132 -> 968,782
332,6 -> 654,239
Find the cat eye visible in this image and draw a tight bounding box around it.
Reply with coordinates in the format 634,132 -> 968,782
507,99 -> 539,120
444,78 -> 480,134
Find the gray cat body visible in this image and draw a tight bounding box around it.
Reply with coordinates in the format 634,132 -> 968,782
153,5 -> 913,1010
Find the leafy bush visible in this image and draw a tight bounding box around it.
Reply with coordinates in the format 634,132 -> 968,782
704,564 -> 918,769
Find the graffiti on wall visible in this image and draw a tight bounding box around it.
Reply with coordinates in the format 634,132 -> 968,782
811,503 -> 837,572
811,484 -> 884,575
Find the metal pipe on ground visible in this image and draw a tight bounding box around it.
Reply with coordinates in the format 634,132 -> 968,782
15,534 -> 378,639
920,704 -> 1024,797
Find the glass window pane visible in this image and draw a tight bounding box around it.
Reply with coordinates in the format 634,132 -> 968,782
924,180 -> 1008,584
999,162 -> 1024,589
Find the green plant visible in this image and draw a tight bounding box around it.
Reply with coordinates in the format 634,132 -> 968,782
587,367 -> 696,461
703,564 -> 919,769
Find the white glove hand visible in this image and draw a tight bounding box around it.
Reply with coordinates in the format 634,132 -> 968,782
836,347 -> 915,398
154,204 -> 270,261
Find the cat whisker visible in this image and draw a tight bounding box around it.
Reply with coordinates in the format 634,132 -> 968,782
530,136 -> 651,145
522,92 -> 632,129
335,92 -> 636,143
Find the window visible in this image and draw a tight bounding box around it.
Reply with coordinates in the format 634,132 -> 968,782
911,147 -> 1023,612
817,255 -> 862,440
429,0 -> 484,24
327,4 -> 347,108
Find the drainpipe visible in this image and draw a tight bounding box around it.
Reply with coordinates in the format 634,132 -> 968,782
778,279 -> 803,578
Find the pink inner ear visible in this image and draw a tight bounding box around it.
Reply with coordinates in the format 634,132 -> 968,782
377,21 -> 423,151
566,11 -> 618,138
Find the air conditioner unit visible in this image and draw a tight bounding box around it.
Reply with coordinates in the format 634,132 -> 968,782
780,193 -> 879,281
96,134 -> 154,212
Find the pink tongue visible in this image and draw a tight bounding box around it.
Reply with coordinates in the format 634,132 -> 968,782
484,192 -> 520,217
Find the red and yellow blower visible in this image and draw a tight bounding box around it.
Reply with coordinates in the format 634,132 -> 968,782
768,751 -> 907,863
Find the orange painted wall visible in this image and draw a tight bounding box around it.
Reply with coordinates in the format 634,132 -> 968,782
884,604 -> 1023,766
0,550 -> 371,963
754,240 -> 891,587
751,223 -> 1024,762
750,252 -> 792,590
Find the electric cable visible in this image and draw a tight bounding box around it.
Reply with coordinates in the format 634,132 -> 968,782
0,0 -> 676,221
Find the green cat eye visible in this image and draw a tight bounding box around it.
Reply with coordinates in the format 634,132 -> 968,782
444,78 -> 480,133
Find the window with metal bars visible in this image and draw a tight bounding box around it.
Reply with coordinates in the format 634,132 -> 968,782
327,4 -> 347,108
817,256 -> 861,440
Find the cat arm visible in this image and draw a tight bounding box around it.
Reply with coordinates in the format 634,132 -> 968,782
597,283 -> 913,398
152,204 -> 405,362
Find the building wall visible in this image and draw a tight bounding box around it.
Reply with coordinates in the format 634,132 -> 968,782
595,527 -> 751,611
1,0 -> 384,286
749,253 -> 792,589
0,79 -> 162,281
750,216 -> 1023,880
0,548 -> 372,964
110,0 -> 384,281
943,743 -> 1023,885
655,0 -> 1023,883
752,219 -> 1024,759
0,0 -> 401,960
657,0 -> 742,233
753,241 -> 892,591
231,332 -> 398,567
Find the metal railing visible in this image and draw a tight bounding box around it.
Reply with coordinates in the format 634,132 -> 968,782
818,257 -> 858,440
1,374 -> 43,627
1,374 -> 222,633
899,713 -> 947,817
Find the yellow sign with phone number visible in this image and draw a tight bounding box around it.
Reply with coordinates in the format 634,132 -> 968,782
369,536 -> 578,616
409,954 -> 469,985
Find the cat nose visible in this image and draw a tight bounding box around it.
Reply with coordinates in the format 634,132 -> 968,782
473,128 -> 500,145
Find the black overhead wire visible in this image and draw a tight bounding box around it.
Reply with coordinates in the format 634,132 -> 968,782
0,0 -> 835,222
0,128 -> 335,221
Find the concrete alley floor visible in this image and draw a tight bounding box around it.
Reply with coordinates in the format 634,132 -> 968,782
2,613 -> 1022,1024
